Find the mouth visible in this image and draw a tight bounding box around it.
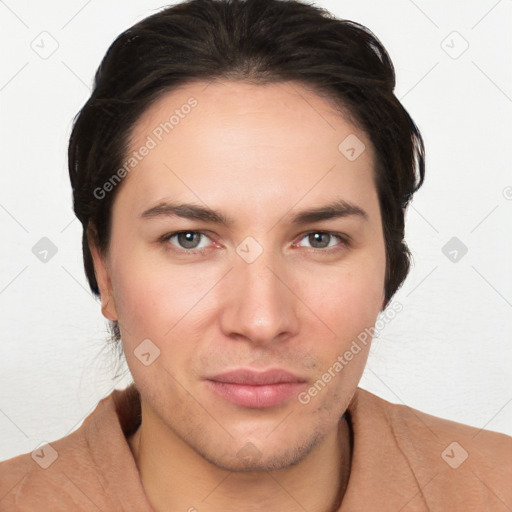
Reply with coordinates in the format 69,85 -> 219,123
205,368 -> 307,409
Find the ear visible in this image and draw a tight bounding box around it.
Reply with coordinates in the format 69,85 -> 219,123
87,225 -> 118,322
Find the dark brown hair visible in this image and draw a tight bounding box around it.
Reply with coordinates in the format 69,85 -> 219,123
68,0 -> 425,344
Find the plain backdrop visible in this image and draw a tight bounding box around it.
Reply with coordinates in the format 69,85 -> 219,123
0,0 -> 511,461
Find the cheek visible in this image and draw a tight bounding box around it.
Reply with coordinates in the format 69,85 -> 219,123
295,266 -> 381,414
301,254 -> 385,334
110,229 -> 385,364
294,248 -> 385,388
109,254 -> 178,343
110,250 -> 220,347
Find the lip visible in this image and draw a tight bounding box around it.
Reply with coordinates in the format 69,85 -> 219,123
205,369 -> 307,408
207,368 -> 306,385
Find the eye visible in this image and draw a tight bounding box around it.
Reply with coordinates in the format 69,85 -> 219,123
160,230 -> 349,255
295,231 -> 349,251
161,231 -> 212,251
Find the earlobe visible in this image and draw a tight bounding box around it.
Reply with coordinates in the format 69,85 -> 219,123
87,226 -> 118,322
101,296 -> 117,322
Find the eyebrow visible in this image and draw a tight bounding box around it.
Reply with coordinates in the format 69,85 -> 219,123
139,198 -> 369,226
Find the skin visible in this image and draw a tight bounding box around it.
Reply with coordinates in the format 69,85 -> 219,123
89,80 -> 387,512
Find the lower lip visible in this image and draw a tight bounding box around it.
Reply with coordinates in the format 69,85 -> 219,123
206,381 -> 305,408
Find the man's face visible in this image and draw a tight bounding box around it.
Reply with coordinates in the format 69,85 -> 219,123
92,80 -> 386,471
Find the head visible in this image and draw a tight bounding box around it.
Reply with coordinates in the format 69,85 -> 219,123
68,0 -> 424,471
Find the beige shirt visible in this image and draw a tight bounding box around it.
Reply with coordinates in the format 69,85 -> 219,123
1,384 -> 511,511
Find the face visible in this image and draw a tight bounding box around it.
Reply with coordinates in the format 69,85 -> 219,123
90,80 -> 386,471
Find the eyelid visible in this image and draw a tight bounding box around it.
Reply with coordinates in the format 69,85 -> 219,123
160,230 -> 215,253
293,231 -> 351,250
160,229 -> 350,254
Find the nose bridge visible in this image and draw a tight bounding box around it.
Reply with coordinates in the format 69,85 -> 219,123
239,245 -> 281,304
220,237 -> 298,344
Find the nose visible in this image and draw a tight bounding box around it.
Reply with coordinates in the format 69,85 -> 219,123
218,244 -> 299,346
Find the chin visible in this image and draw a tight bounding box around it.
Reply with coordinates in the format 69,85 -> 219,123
196,432 -> 324,473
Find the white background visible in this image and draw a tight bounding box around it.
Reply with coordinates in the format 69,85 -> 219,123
0,0 -> 511,461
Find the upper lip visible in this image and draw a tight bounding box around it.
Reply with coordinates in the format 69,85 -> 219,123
207,369 -> 306,385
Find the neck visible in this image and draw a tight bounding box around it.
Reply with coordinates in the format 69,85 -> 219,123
128,402 -> 352,512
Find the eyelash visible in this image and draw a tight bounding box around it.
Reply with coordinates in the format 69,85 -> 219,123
159,230 -> 350,255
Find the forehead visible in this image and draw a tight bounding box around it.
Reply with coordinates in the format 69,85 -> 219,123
129,79 -> 368,153
120,80 -> 376,217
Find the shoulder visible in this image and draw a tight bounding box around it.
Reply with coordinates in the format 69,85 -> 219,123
0,424 -> 103,510
350,388 -> 512,510
353,386 -> 512,449
0,386 -> 148,511
357,388 -> 512,465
